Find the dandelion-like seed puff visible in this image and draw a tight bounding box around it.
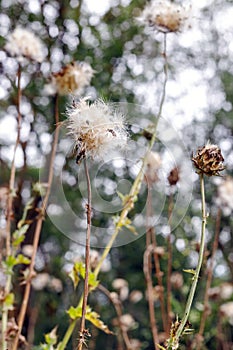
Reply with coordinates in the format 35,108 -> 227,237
47,62 -> 95,96
66,98 -> 128,163
5,27 -> 46,62
139,0 -> 190,33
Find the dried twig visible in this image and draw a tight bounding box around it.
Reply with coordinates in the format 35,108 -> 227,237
12,94 -> 60,350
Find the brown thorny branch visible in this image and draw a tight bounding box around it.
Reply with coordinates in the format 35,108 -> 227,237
2,65 -> 22,350
12,94 -> 60,350
77,159 -> 92,350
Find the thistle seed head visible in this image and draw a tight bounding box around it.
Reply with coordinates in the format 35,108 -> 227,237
5,27 -> 46,63
66,98 -> 127,162
139,1 -> 190,34
192,142 -> 225,177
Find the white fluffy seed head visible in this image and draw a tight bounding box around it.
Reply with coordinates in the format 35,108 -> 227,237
139,1 -> 190,33
67,98 -> 128,161
47,62 -> 95,96
5,27 -> 46,62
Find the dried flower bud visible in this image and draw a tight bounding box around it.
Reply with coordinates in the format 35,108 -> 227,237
5,27 -> 46,63
139,1 -> 190,33
145,151 -> 161,183
46,62 -> 95,96
192,142 -> 225,176
168,167 -> 180,186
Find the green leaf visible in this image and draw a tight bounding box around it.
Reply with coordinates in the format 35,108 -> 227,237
15,254 -> 31,265
183,269 -> 196,275
69,262 -> 99,290
3,255 -> 17,274
44,326 -> 58,345
68,268 -> 81,289
3,293 -> 15,311
67,305 -> 82,320
67,305 -> 113,334
12,224 -> 30,247
85,306 -> 113,335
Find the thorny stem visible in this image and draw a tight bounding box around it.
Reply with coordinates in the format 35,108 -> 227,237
166,192 -> 173,332
12,94 -> 60,350
173,173 -> 207,345
77,159 -> 92,350
196,208 -> 222,349
59,34 -> 168,350
2,65 -> 22,350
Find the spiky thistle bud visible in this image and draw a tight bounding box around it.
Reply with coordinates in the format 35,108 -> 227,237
192,142 -> 225,177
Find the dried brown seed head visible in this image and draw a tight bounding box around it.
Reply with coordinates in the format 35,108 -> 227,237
168,166 -> 180,186
192,142 -> 225,177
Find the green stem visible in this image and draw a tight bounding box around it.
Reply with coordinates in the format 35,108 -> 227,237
57,321 -> 76,350
174,173 -> 207,344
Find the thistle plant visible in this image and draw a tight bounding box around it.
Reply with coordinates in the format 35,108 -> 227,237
164,143 -> 225,350
64,98 -> 128,350
1,1 -> 232,349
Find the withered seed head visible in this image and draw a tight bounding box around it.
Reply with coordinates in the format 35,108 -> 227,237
168,167 -> 180,186
192,142 -> 225,177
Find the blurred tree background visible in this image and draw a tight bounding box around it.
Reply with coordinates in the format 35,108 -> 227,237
0,0 -> 233,349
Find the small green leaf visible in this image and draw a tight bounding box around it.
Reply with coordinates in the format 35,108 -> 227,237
85,306 -> 113,335
3,293 -> 15,310
67,305 -> 82,320
67,305 -> 113,335
15,254 -> 31,265
12,224 -> 29,247
69,262 -> 99,290
44,326 -> 58,345
68,268 -> 81,289
3,255 -> 17,274
183,269 -> 196,275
